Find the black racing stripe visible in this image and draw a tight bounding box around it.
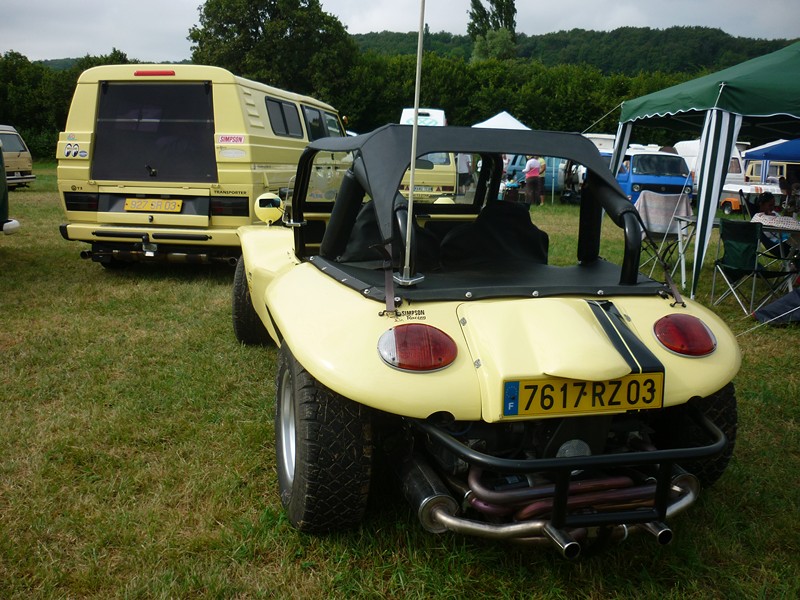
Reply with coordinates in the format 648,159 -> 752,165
587,300 -> 664,375
587,300 -> 640,372
602,302 -> 664,373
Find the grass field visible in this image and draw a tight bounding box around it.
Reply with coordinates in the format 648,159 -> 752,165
1,164 -> 798,599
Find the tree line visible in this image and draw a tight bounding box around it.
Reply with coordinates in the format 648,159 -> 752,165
355,26 -> 792,75
0,0 -> 794,159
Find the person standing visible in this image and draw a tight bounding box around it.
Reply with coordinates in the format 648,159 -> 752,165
457,152 -> 472,195
522,155 -> 540,207
538,156 -> 547,205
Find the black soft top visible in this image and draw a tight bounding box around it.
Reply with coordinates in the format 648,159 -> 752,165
289,125 -> 659,303
300,124 -> 634,247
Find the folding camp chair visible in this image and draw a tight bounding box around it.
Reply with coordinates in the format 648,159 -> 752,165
739,189 -> 754,219
710,219 -> 795,315
634,191 -> 693,277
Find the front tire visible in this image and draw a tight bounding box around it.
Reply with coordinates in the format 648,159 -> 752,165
275,345 -> 373,532
232,255 -> 271,345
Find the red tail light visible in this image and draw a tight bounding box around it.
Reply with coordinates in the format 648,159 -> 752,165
210,197 -> 250,216
134,70 -> 176,77
654,314 -> 716,357
377,323 -> 457,372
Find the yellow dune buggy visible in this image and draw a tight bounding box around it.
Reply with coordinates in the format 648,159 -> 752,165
232,125 -> 739,558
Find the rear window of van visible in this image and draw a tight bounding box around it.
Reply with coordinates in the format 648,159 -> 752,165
91,82 -> 218,183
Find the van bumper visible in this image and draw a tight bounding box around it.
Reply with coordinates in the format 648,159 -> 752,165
59,222 -> 243,264
6,174 -> 35,188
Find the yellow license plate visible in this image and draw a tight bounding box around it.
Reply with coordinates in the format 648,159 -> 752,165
124,198 -> 183,213
503,372 -> 664,417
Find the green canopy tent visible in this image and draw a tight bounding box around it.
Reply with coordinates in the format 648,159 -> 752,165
611,41 -> 800,298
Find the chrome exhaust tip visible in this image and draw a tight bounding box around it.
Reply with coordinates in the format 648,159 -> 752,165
543,522 -> 581,559
641,521 -> 673,545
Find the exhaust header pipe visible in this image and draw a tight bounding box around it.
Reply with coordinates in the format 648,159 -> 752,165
400,453 -> 701,558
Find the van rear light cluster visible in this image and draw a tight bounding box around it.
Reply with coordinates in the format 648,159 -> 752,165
654,314 -> 716,357
377,323 -> 458,372
210,197 -> 249,216
64,192 -> 99,211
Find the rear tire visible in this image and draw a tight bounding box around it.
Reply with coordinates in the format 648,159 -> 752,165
722,202 -> 733,215
653,383 -> 737,487
275,345 -> 373,532
232,255 -> 271,345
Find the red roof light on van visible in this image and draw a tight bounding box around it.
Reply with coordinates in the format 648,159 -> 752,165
134,70 -> 176,77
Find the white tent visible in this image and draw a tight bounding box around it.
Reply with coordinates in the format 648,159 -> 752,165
473,111 -> 530,130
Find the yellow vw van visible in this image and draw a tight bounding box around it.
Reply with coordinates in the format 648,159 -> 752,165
0,125 -> 35,189
57,64 -> 346,267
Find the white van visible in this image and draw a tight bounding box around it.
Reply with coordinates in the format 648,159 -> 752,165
674,139 -> 745,194
583,133 -> 616,152
57,64 -> 346,267
398,108 -> 458,200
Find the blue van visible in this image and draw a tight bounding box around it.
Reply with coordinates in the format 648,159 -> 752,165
615,149 -> 693,203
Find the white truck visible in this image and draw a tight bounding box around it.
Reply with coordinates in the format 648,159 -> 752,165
674,139 -> 746,194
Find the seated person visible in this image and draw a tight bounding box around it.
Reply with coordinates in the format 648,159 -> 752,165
751,191 -> 799,259
499,172 -> 520,202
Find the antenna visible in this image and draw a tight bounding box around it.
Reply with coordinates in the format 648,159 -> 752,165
394,0 -> 426,287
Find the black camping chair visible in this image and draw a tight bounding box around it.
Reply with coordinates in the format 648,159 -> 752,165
710,219 -> 794,314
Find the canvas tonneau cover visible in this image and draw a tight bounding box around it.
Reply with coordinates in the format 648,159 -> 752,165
310,255 -> 667,303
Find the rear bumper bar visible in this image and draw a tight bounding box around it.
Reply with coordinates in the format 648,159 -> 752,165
413,411 -> 726,530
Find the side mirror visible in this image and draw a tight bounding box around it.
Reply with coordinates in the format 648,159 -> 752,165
254,193 -> 282,225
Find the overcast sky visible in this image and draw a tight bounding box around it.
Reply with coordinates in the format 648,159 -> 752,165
1,0 -> 796,62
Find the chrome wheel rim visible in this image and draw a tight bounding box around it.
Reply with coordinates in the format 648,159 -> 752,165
278,369 -> 296,486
